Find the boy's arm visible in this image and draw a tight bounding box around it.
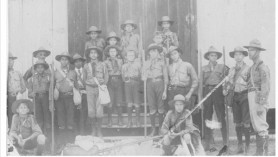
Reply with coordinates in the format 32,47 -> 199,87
172,33 -> 179,47
103,64 -> 109,85
25,116 -> 42,141
23,67 -> 32,82
160,111 -> 171,135
162,62 -> 168,92
187,64 -> 198,97
9,115 -> 20,140
19,73 -> 27,93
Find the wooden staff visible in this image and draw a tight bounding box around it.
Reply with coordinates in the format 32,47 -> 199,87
197,49 -> 204,138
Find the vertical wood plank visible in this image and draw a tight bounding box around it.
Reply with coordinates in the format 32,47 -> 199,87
156,0 -> 169,31
143,0 -> 156,49
87,0 -> 100,27
99,0 -> 107,37
168,0 -> 178,33
106,0 -> 120,36
190,0 -> 198,69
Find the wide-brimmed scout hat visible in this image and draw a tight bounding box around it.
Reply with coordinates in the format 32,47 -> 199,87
86,26 -> 102,35
204,46 -> 222,60
169,46 -> 183,54
158,16 -> 174,26
243,39 -> 266,51
85,46 -> 103,60
55,51 -> 73,62
106,31 -> 120,42
12,99 -> 33,114
9,52 -> 17,60
34,60 -> 49,69
104,45 -> 121,57
229,46 -> 248,58
71,53 -> 86,64
33,47 -> 51,58
168,94 -> 187,107
147,43 -> 163,55
121,20 -> 137,30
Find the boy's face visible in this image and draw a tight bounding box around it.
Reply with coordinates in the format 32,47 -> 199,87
35,64 -> 45,74
153,35 -> 163,44
127,51 -> 136,62
74,60 -> 83,69
170,50 -> 180,62
60,57 -> 69,67
174,101 -> 185,113
208,53 -> 218,62
234,52 -> 245,62
36,51 -> 46,60
124,24 -> 134,33
149,49 -> 159,59
90,32 -> 98,39
17,103 -> 30,115
162,21 -> 170,29
108,38 -> 117,46
8,59 -> 14,69
248,48 -> 258,60
89,50 -> 98,60
109,48 -> 117,58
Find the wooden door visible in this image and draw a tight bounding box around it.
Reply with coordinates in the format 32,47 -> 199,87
68,0 -> 197,68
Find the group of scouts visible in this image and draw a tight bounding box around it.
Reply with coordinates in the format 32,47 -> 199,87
7,15 -> 270,156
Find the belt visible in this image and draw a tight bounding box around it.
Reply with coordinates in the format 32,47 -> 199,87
168,84 -> 187,89
60,92 -> 73,95
147,76 -> 163,82
124,77 -> 140,82
110,75 -> 122,80
234,90 -> 248,95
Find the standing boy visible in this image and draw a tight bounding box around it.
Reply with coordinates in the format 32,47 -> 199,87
244,39 -> 270,156
84,46 -> 109,137
104,45 -> 124,127
85,26 -> 106,58
223,46 -> 250,154
7,52 -> 26,128
71,53 -> 88,135
122,50 -> 142,128
142,44 -> 168,136
157,16 -> 179,48
202,46 -> 229,151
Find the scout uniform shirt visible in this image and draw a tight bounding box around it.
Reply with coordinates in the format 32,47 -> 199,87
75,67 -> 86,90
143,58 -> 168,84
85,37 -> 106,51
162,30 -> 179,47
202,62 -> 229,86
23,66 -> 51,82
8,68 -> 26,96
168,58 -> 198,88
226,62 -> 249,92
122,60 -> 141,81
54,66 -> 77,93
84,61 -> 108,86
105,57 -> 123,76
121,32 -> 141,57
29,72 -> 50,94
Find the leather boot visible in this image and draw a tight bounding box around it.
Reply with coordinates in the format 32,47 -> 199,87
243,127 -> 250,155
91,118 -> 97,136
135,107 -> 141,127
97,118 -> 103,138
235,126 -> 244,154
35,144 -> 44,155
158,113 -> 164,130
107,107 -> 113,127
148,114 -> 156,136
127,107 -> 133,128
253,134 -> 269,156
117,106 -> 124,126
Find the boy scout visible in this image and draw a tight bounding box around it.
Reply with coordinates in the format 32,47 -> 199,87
28,60 -> 51,137
153,31 -> 168,65
202,46 -> 229,151
84,46 -> 109,137
167,46 -> 198,112
223,46 -> 250,154
71,53 -> 88,135
106,31 -> 121,47
9,99 -> 46,155
104,45 -> 124,127
7,53 -> 26,128
142,44 -> 168,136
158,16 -> 179,48
121,20 -> 142,60
122,50 -> 142,128
85,26 -> 106,58
161,95 -> 204,156
54,52 -> 78,145
244,39 -> 270,156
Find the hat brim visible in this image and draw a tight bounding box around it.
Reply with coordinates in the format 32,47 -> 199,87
158,20 -> 174,26
121,23 -> 137,30
86,47 -> 103,61
55,55 -> 73,62
9,56 -> 17,60
168,100 -> 186,108
106,36 -> 120,42
229,51 -> 248,58
86,30 -> 102,35
204,51 -> 222,60
71,58 -> 86,64
147,45 -> 163,55
34,63 -> 49,69
243,46 -> 266,51
12,99 -> 33,114
33,50 -> 51,58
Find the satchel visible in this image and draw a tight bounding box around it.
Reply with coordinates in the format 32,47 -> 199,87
73,87 -> 82,105
93,77 -> 111,105
54,87 -> 59,100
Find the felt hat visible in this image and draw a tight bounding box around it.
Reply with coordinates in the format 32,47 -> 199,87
158,16 -> 174,26
204,46 -> 222,60
55,51 -> 73,62
33,47 -> 51,58
121,20 -> 137,30
229,46 -> 248,58
168,94 -> 186,107
243,39 -> 266,51
169,46 -> 183,54
9,52 -> 17,60
85,46 -> 103,61
104,45 -> 121,57
12,99 -> 33,114
86,26 -> 102,35
106,31 -> 120,42
147,43 -> 163,55
71,53 -> 86,64
34,60 -> 49,69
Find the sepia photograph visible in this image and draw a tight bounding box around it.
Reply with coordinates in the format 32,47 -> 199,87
1,0 -> 276,156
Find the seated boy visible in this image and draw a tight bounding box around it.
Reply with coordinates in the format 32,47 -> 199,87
160,94 -> 205,156
9,99 -> 46,155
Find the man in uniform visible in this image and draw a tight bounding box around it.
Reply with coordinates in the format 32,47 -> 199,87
244,39 -> 270,156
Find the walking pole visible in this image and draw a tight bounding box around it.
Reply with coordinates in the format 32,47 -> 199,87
197,49 -> 204,138
31,55 -> 36,118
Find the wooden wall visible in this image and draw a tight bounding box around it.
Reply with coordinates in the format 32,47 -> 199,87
68,0 -> 198,68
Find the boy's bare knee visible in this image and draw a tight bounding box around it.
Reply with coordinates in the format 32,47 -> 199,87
37,134 -> 46,145
182,133 -> 191,144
